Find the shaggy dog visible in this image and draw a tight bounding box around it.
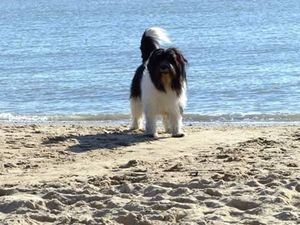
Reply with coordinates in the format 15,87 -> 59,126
130,27 -> 187,138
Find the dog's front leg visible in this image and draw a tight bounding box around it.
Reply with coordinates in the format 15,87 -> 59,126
144,110 -> 158,138
169,111 -> 184,138
163,114 -> 171,133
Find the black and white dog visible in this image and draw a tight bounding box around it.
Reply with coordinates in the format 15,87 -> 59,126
130,27 -> 187,138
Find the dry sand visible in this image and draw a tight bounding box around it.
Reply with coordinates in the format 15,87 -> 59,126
0,123 -> 299,224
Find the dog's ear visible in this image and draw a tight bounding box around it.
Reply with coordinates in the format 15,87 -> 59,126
148,48 -> 164,71
172,48 -> 187,66
169,48 -> 187,80
148,48 -> 167,93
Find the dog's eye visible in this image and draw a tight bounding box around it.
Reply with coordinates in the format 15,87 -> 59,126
168,54 -> 176,62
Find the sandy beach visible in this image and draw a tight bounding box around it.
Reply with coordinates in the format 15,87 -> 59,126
0,123 -> 299,224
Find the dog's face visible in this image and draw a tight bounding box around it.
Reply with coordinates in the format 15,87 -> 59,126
147,48 -> 187,95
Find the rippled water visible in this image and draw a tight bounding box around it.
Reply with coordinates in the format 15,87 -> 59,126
1,0 -> 299,122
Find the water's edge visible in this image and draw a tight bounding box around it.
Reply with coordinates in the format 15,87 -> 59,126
1,113 -> 300,125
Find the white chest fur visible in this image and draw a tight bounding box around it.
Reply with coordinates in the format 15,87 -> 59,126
130,70 -> 187,138
141,70 -> 187,115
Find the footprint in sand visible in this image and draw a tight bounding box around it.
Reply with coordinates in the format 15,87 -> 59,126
226,198 -> 260,211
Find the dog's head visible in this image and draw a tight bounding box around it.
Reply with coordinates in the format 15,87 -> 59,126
147,48 -> 187,95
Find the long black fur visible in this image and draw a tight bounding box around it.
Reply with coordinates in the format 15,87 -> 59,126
130,29 -> 160,99
147,48 -> 187,96
130,29 -> 187,99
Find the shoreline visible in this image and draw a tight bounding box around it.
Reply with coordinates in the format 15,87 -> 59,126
1,112 -> 300,125
1,123 -> 299,224
1,119 -> 300,127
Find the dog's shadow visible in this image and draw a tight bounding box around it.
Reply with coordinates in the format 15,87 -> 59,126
42,129 -> 161,153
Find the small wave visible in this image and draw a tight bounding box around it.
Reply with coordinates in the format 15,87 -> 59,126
1,113 -> 300,123
0,113 -> 130,123
0,113 -> 49,122
48,114 -> 130,121
185,113 -> 300,123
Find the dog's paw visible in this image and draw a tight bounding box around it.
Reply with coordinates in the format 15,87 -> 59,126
144,132 -> 158,139
130,124 -> 144,131
164,128 -> 171,134
130,120 -> 143,131
172,132 -> 185,138
130,127 -> 141,131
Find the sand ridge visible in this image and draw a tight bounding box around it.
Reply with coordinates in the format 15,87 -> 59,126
0,124 -> 299,224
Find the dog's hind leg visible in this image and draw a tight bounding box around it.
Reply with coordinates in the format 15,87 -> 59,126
130,97 -> 143,130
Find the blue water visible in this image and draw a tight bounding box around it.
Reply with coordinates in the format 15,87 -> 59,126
1,0 -> 300,122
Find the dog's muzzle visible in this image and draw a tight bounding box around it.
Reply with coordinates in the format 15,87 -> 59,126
160,63 -> 173,75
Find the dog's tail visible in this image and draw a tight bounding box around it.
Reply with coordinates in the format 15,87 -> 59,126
140,27 -> 171,63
